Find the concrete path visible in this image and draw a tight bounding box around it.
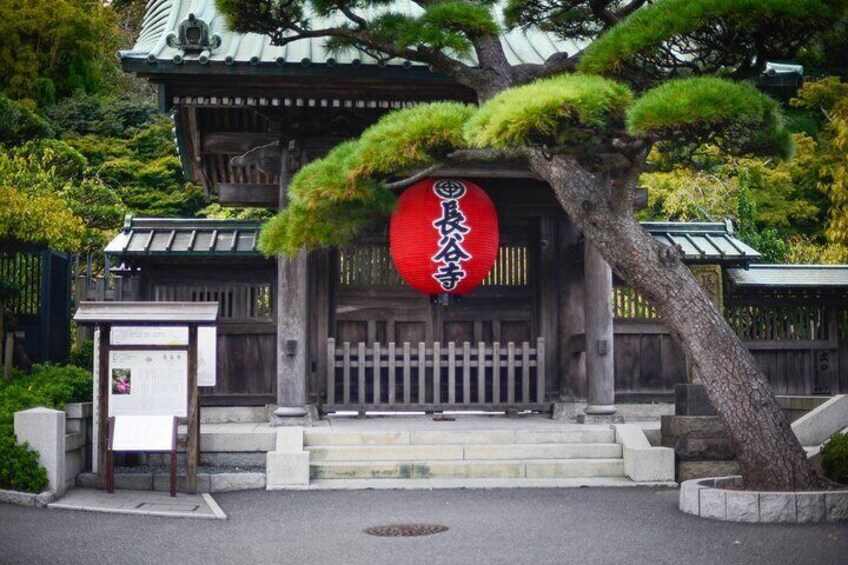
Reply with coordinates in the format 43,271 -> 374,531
2,487 -> 845,565
46,488 -> 226,520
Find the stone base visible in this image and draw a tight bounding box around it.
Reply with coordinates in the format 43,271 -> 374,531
680,476 -> 848,523
674,384 -> 717,416
677,460 -> 740,482
271,404 -> 318,427
577,413 -> 624,424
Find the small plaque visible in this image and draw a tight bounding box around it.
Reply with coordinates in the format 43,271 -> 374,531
111,415 -> 175,452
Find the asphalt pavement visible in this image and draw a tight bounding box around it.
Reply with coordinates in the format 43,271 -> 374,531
1,487 -> 846,565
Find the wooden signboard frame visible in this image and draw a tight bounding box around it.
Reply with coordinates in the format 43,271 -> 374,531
107,415 -> 178,496
74,302 -> 219,494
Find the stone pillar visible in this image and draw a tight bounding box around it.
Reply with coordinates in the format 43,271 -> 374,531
581,241 -> 618,421
14,407 -> 66,496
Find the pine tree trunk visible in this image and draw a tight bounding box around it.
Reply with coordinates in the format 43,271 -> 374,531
528,150 -> 825,491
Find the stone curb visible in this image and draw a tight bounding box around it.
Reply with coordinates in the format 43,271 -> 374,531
0,488 -> 56,508
679,476 -> 848,523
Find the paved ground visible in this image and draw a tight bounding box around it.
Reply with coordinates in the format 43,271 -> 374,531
1,487 -> 846,565
47,488 -> 225,520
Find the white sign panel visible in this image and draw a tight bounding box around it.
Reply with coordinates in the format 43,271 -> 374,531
111,326 -> 187,346
110,326 -> 216,387
108,350 -> 187,417
198,326 -> 217,387
111,415 -> 175,452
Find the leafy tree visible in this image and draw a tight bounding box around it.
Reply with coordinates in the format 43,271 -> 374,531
219,0 -> 848,490
0,96 -> 53,145
0,1 -> 119,103
792,77 -> 848,262
66,116 -> 206,219
45,93 -> 157,138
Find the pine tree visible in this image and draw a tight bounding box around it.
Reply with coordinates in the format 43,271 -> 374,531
217,0 -> 848,491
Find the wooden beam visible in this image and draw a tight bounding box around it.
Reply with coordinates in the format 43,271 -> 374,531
218,183 -> 278,207
202,132 -> 278,154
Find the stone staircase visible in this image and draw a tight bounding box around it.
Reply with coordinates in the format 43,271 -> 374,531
302,428 -> 630,487
75,409 -> 677,492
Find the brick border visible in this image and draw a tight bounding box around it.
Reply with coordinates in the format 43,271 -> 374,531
679,476 -> 848,523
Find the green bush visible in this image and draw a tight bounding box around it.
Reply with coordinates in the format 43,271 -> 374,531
67,340 -> 94,372
0,95 -> 54,145
0,363 -> 92,493
0,436 -> 48,493
821,432 -> 848,484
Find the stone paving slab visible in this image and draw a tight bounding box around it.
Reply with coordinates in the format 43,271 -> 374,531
323,414 -> 630,432
308,477 -> 677,490
47,488 -> 226,520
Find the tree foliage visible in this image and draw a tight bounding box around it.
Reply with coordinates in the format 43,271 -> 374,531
577,0 -> 846,80
465,74 -> 632,148
0,0 -> 119,103
792,77 -> 848,261
640,77 -> 848,264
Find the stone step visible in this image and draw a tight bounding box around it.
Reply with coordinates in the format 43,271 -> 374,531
175,423 -> 276,453
307,443 -> 622,462
308,477 -> 670,490
303,428 -> 616,447
310,458 -> 625,480
76,469 -> 266,493
145,452 -> 267,468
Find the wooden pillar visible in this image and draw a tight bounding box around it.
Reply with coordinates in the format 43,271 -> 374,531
274,140 -> 310,419
97,324 -> 110,487
185,323 -> 199,493
583,241 -> 616,415
276,252 -> 309,415
688,264 -> 724,384
557,219 -> 586,399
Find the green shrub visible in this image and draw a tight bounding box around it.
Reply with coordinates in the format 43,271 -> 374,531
0,436 -> 48,493
821,432 -> 848,484
0,95 -> 53,145
67,340 -> 94,372
0,363 -> 92,493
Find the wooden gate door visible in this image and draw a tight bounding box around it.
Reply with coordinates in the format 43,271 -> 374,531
327,218 -> 542,410
148,266 -> 277,405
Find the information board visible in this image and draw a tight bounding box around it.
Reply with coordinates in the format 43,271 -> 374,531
110,326 -> 217,386
111,415 -> 175,452
108,350 -> 187,417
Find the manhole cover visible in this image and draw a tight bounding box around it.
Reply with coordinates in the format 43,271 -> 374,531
365,524 -> 449,537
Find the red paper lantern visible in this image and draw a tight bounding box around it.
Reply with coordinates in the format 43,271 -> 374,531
390,178 -> 499,295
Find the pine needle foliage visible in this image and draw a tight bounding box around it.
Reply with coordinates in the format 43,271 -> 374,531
577,0 -> 846,76
349,102 -> 475,179
258,102 -> 473,256
627,78 -> 794,159
464,74 -> 633,148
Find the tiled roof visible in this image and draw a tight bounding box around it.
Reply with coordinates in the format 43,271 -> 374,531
727,265 -> 848,288
641,221 -> 761,264
104,216 -> 261,257
119,0 -> 584,73
106,216 -> 759,264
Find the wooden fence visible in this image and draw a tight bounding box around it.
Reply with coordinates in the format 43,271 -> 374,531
325,338 -> 546,412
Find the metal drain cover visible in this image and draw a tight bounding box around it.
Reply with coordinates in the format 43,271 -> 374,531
365,524 -> 449,537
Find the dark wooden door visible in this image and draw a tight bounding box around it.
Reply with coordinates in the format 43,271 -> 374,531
332,218 -> 538,346
145,264 -> 277,405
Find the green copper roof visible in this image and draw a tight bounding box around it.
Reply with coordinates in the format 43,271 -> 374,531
727,265 -> 848,289
119,0 -> 584,75
639,221 -> 761,263
105,216 -> 759,264
104,216 -> 262,257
